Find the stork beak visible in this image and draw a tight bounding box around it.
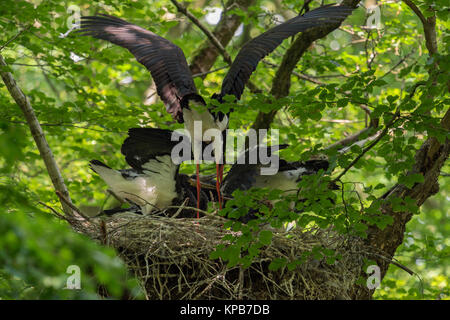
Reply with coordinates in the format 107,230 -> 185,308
196,163 -> 200,219
216,164 -> 222,210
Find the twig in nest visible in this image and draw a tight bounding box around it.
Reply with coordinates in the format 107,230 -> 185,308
238,267 -> 244,299
193,273 -> 225,299
171,198 -> 189,219
100,219 -> 107,245
120,191 -> 162,212
165,205 -> 214,217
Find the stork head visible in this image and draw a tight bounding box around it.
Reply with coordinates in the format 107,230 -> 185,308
210,93 -> 230,132
181,93 -> 206,109
182,93 -> 229,140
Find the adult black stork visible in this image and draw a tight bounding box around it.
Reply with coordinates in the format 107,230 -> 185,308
77,4 -> 354,215
90,128 -> 213,217
221,145 -> 333,223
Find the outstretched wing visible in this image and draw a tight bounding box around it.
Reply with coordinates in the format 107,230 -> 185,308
219,5 -> 354,100
77,14 -> 200,122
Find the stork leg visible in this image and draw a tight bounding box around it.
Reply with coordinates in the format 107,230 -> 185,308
196,163 -> 200,219
219,164 -> 224,185
216,164 -> 222,210
216,163 -> 225,210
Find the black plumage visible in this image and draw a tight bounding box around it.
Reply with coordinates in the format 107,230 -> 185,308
121,128 -> 217,214
78,5 -> 354,215
76,14 -> 203,122
76,5 -> 354,112
218,4 -> 354,100
221,145 -> 330,196
221,144 -> 288,195
221,145 -> 334,223
120,128 -> 189,171
90,129 -> 215,217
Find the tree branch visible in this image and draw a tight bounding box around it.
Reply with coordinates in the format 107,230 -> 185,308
403,0 -> 437,55
325,126 -> 375,151
56,191 -> 92,222
378,51 -> 415,80
0,26 -> 30,51
187,0 -> 255,75
356,3 -> 446,297
332,115 -> 399,182
262,60 -> 325,85
170,0 -> 232,65
253,0 -> 361,130
364,110 -> 449,295
0,54 -> 84,223
170,0 -> 260,95
403,0 -> 427,26
192,65 -> 228,78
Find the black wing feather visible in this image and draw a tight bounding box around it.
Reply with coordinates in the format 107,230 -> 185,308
120,128 -> 189,171
222,144 -> 288,195
219,5 -> 354,100
76,14 -> 199,122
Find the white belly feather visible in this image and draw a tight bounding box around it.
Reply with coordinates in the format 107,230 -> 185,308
140,155 -> 178,214
183,108 -> 228,163
254,168 -> 307,193
253,167 -> 308,210
183,108 -> 228,142
92,155 -> 178,215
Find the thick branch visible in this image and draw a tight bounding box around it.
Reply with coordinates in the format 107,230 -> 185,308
403,0 -> 427,25
170,0 -> 233,65
364,110 -> 449,290
187,0 -> 255,75
403,0 -> 437,55
356,3 -> 445,297
0,54 -> 81,222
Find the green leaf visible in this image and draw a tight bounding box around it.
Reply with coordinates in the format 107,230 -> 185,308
268,258 -> 287,271
259,230 -> 273,246
398,173 -> 425,188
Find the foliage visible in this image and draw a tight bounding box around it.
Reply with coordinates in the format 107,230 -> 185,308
0,0 -> 448,299
0,183 -> 143,299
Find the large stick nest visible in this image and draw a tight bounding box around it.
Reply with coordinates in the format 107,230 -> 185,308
94,211 -> 371,300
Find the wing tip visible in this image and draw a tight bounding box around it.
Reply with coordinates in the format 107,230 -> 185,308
75,14 -> 131,35
89,159 -> 112,172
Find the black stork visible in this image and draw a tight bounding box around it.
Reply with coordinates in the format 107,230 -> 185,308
90,128 -> 213,217
222,145 -> 331,195
221,145 -> 333,223
77,4 -> 354,216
